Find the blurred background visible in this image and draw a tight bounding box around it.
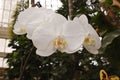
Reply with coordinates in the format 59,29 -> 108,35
0,0 -> 120,80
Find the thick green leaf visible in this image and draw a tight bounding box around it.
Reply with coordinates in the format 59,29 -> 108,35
104,36 -> 120,68
99,29 -> 120,54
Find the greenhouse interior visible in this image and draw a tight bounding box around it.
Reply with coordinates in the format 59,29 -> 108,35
0,0 -> 120,80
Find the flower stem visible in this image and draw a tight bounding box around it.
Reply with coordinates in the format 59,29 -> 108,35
68,0 -> 73,20
18,46 -> 34,80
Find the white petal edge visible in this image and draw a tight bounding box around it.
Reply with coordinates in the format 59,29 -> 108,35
78,14 -> 89,25
13,21 -> 26,35
83,43 -> 99,54
36,49 -> 55,57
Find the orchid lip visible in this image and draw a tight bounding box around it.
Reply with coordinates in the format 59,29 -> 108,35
84,34 -> 96,46
53,35 -> 67,51
20,27 -> 26,33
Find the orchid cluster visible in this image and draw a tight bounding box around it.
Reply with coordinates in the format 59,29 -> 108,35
13,7 -> 101,57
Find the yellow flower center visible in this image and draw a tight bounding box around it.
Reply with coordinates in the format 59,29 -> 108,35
20,27 -> 26,33
53,36 -> 67,50
84,37 -> 90,43
84,35 -> 95,46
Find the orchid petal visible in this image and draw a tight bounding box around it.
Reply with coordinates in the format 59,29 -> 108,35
17,7 -> 53,24
36,48 -> 55,57
13,21 -> 26,35
88,24 -> 101,49
83,43 -> 99,54
32,26 -> 55,51
25,23 -> 41,39
62,20 -> 87,53
17,7 -> 39,24
16,7 -> 56,39
63,36 -> 85,53
46,13 -> 67,35
24,8 -> 54,24
78,14 -> 89,25
62,20 -> 87,36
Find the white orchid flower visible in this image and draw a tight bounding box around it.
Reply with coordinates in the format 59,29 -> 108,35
74,14 -> 101,54
13,7 -> 54,39
13,7 -> 100,56
31,14 -> 87,56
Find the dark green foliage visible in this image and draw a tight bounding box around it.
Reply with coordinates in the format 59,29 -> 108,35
92,11 -> 115,34
57,0 -> 89,19
99,29 -> 120,54
104,35 -> 120,68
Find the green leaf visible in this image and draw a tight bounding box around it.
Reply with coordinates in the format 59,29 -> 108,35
99,29 -> 120,54
104,36 -> 120,68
